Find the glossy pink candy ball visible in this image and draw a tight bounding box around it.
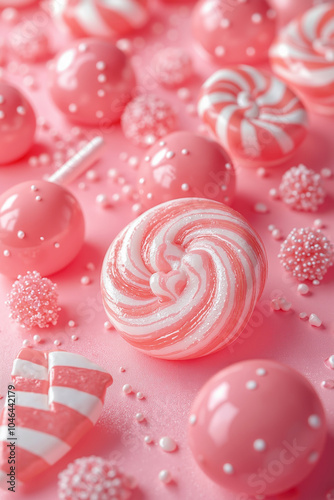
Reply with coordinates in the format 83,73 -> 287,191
0,81 -> 36,165
0,180 -> 85,278
137,131 -> 236,211
192,0 -> 276,64
48,39 -> 136,126
189,359 -> 327,497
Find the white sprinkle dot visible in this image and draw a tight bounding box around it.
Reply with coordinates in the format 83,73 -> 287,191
215,46 -> 225,57
80,276 -> 91,286
71,334 -> 78,341
33,335 -> 41,344
78,43 -> 87,52
96,61 -> 106,71
297,284 -> 309,295
308,415 -> 321,429
16,106 -> 26,115
159,469 -> 172,484
253,439 -> 267,451
119,366 -> 126,373
22,339 -> 30,347
189,414 -> 197,425
17,230 -> 25,239
223,463 -> 234,475
136,392 -> 144,400
54,339 -> 61,346
254,202 -> 268,213
135,412 -> 145,422
181,149 -> 189,155
166,150 -> 175,159
309,313 -> 322,327
246,380 -> 258,390
104,321 -> 112,330
122,384 -> 132,395
144,435 -> 153,444
256,368 -> 267,376
159,436 -> 177,453
97,74 -> 107,83
181,183 -> 189,191
299,312 -> 308,320
328,355 -> 334,368
246,46 -> 256,56
3,250 -> 10,257
69,103 -> 77,113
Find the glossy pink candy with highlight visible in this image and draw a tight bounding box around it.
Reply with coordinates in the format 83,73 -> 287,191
0,349 -> 112,484
189,359 -> 327,496
270,3 -> 334,115
0,81 -> 36,165
198,65 -> 308,167
48,39 -> 136,126
137,131 -> 236,211
59,0 -> 150,39
192,0 -> 276,64
101,198 -> 267,360
0,180 -> 84,278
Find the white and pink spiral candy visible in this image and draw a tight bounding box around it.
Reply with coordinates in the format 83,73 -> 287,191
198,65 -> 308,167
270,3 -> 334,115
57,0 -> 150,39
101,198 -> 267,360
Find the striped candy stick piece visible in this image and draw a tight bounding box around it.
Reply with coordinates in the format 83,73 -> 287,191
198,65 -> 308,167
270,3 -> 334,114
0,349 -> 112,486
59,0 -> 149,39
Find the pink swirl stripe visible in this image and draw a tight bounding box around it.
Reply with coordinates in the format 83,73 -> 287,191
270,3 -> 334,113
102,198 -> 267,360
198,65 -> 307,167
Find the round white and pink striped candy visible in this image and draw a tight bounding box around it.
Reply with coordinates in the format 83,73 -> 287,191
198,65 -> 308,167
58,0 -> 150,39
101,198 -> 267,360
191,0 -> 276,64
270,3 -> 334,115
0,349 -> 112,485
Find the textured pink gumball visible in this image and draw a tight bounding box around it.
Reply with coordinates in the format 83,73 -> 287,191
270,3 -> 334,115
48,39 -> 136,126
279,164 -> 325,212
0,81 -> 36,165
8,23 -> 50,62
198,65 -> 308,167
58,0 -> 150,39
278,227 -> 334,282
101,198 -> 267,360
0,180 -> 85,278
58,456 -> 136,500
6,271 -> 60,329
152,47 -> 193,88
192,0 -> 276,64
121,94 -> 177,148
137,131 -> 235,210
189,359 -> 327,496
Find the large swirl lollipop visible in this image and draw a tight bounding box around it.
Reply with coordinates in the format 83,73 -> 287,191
270,3 -> 334,115
101,198 -> 267,360
198,65 -> 308,167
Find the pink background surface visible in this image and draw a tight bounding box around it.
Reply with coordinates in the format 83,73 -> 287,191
0,1 -> 334,499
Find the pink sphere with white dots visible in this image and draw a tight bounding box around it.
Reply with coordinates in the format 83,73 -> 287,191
0,81 -> 36,165
48,39 -> 136,126
192,0 -> 276,64
0,180 -> 85,278
137,131 -> 235,211
189,359 -> 327,497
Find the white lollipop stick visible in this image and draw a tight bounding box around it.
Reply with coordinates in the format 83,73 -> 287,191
48,136 -> 105,185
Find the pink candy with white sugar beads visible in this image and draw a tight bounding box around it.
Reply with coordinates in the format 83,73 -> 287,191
137,131 -> 235,210
48,39 -> 136,125
121,94 -> 177,148
152,47 -> 193,88
192,0 -> 276,64
6,271 -> 60,329
279,164 -> 325,211
0,81 -> 36,165
58,456 -> 135,500
188,359 -> 327,496
279,227 -> 334,282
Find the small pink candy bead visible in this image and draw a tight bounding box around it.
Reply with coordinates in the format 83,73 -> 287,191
189,359 -> 327,496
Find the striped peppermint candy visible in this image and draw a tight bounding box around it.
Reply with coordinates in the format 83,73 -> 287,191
57,0 -> 149,39
101,198 -> 267,360
270,3 -> 334,115
198,65 -> 308,167
0,349 -> 112,485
